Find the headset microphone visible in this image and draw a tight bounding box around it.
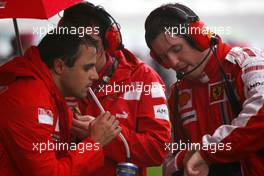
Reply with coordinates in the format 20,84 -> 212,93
176,72 -> 184,80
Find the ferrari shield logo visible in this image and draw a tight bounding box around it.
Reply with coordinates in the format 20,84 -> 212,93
209,82 -> 225,105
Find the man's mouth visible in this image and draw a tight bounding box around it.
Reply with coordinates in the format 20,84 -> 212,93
87,83 -> 92,88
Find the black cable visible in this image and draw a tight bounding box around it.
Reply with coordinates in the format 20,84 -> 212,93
177,48 -> 211,80
210,44 -> 242,117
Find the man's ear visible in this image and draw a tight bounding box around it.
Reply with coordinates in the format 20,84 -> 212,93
53,58 -> 66,75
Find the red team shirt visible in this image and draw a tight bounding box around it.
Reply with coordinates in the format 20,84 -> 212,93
169,39 -> 264,176
0,47 -> 104,176
76,49 -> 171,176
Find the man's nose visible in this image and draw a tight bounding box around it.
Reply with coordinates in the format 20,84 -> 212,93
166,52 -> 180,66
91,67 -> 99,81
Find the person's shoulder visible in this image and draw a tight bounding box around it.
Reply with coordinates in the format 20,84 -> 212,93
119,49 -> 164,82
1,78 -> 51,107
119,49 -> 157,74
134,61 -> 164,82
225,46 -> 264,68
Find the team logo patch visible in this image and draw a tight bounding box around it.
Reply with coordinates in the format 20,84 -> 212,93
153,104 -> 169,121
209,82 -> 225,105
38,108 -> 54,125
178,89 -> 192,110
180,110 -> 197,125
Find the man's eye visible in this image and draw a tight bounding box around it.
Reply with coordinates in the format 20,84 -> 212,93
171,46 -> 181,53
84,68 -> 90,72
83,65 -> 94,72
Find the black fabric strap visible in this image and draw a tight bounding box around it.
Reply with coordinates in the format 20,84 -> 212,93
211,46 -> 242,117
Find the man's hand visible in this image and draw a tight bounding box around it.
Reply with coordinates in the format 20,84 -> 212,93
90,111 -> 121,147
162,153 -> 177,176
184,151 -> 209,176
72,114 -> 95,139
183,150 -> 195,166
163,150 -> 195,176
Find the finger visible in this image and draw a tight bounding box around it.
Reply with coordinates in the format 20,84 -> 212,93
72,118 -> 89,130
112,119 -> 119,129
95,112 -> 105,121
98,111 -> 110,121
114,126 -> 122,135
186,160 -> 200,176
104,111 -> 111,120
77,115 -> 95,122
106,115 -> 115,125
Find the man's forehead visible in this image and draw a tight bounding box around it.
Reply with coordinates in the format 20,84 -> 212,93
153,33 -> 181,53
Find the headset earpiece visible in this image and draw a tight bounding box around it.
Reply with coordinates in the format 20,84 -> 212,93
61,2 -> 123,56
162,6 -> 218,51
94,6 -> 123,56
105,23 -> 123,56
188,21 -> 219,51
188,21 -> 209,51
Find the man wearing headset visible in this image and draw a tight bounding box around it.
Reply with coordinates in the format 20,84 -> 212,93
145,3 -> 264,176
60,2 -> 171,176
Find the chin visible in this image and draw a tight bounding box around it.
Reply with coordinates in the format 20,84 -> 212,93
185,74 -> 200,80
79,93 -> 87,99
73,92 -> 87,99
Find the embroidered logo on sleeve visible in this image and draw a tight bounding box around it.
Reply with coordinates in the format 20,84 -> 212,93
153,104 -> 169,121
178,89 -> 192,111
38,108 -> 54,125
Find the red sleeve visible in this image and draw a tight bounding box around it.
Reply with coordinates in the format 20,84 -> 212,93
0,103 -> 104,176
103,66 -> 171,167
200,48 -> 264,164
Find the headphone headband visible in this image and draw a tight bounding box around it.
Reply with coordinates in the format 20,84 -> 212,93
61,2 -> 124,56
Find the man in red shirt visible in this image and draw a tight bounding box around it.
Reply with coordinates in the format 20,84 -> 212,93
60,2 -> 171,176
145,3 -> 264,176
0,30 -> 120,175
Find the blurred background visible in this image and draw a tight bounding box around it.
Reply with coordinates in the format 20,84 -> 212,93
0,1 -> 264,174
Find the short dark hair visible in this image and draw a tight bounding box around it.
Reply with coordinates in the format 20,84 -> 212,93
61,2 -> 112,48
145,3 -> 199,50
38,28 -> 97,68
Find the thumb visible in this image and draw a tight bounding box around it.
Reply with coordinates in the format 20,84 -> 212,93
186,155 -> 200,176
77,115 -> 95,122
96,111 -> 110,121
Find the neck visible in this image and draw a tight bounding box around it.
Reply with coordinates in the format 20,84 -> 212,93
96,52 -> 107,72
50,70 -> 66,97
200,48 -> 212,68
